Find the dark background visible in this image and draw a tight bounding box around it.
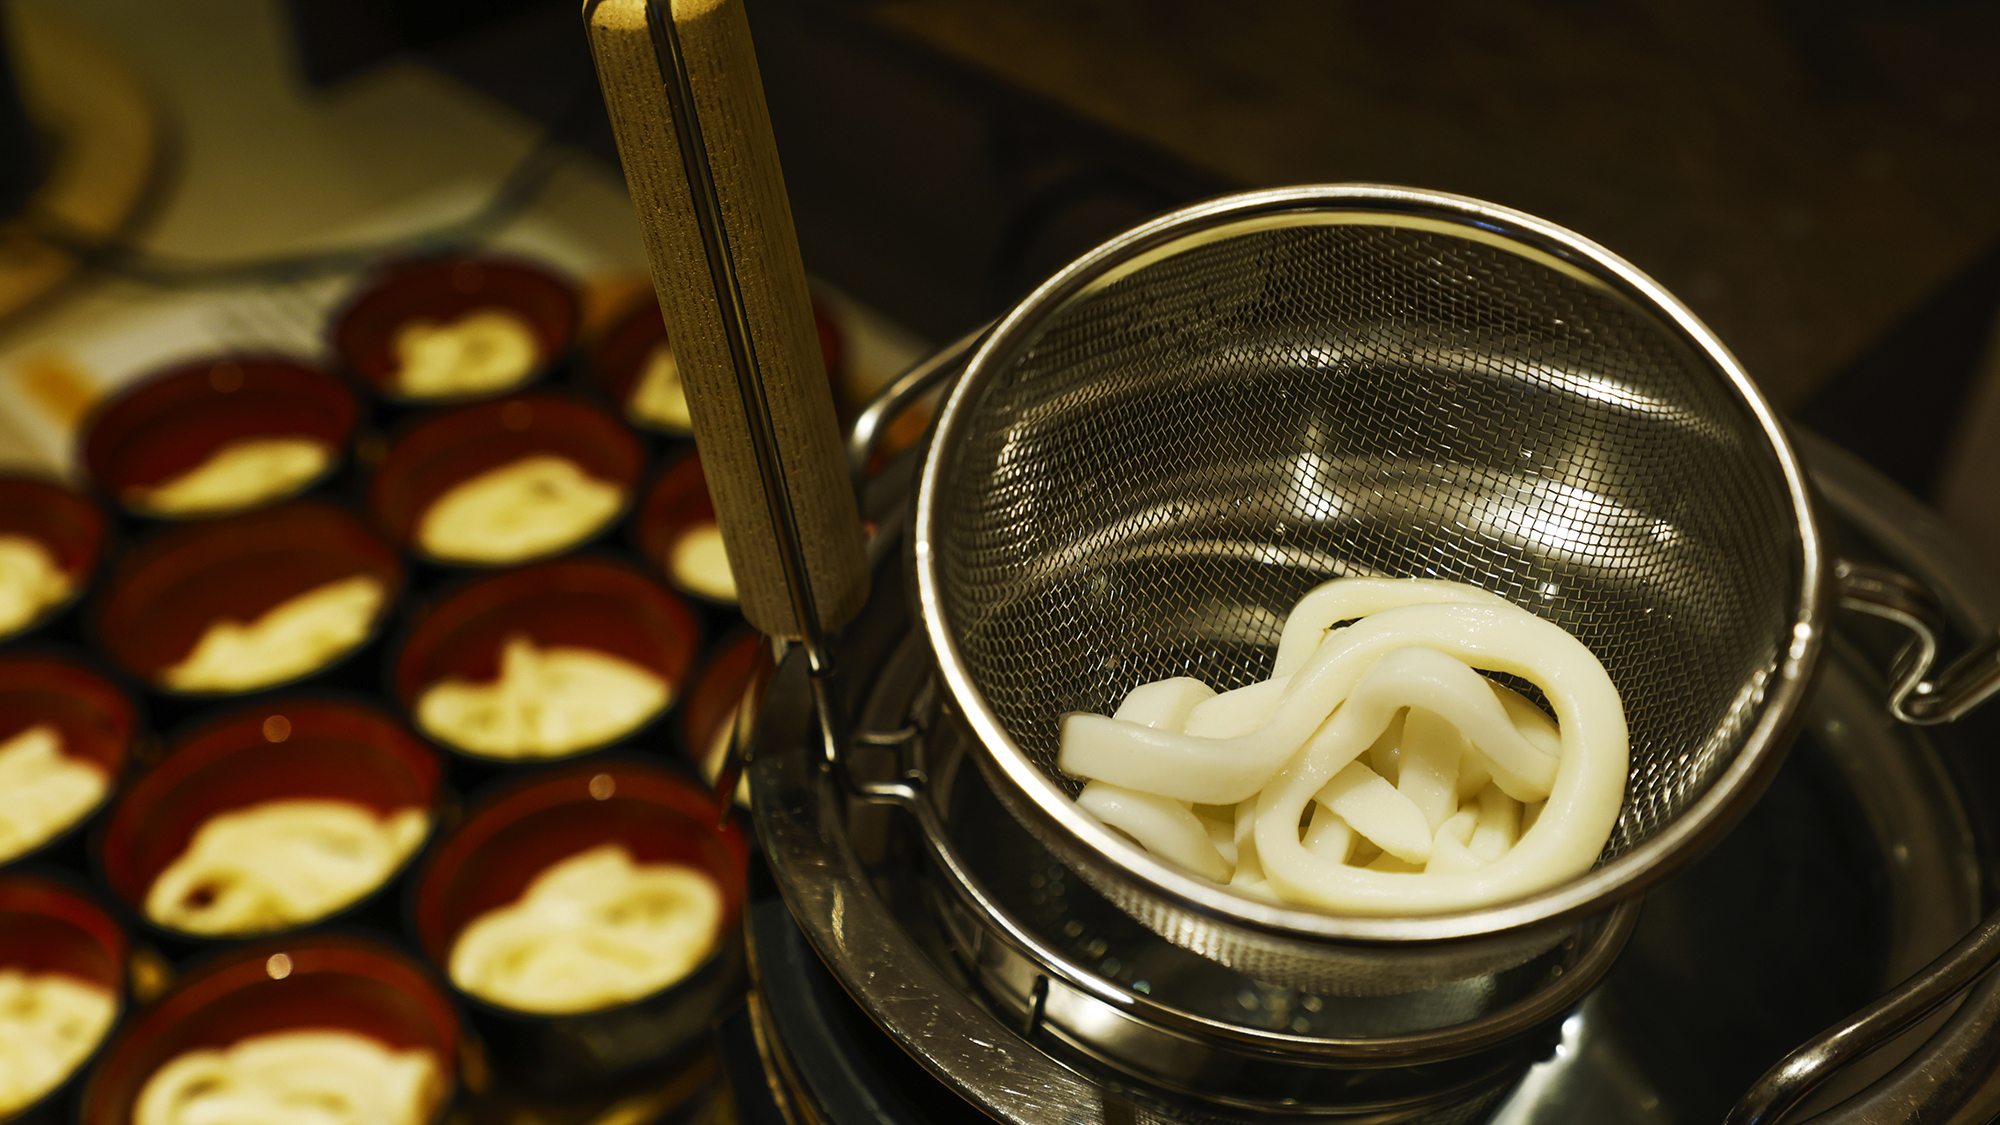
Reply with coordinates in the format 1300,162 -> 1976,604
284,0 -> 2000,502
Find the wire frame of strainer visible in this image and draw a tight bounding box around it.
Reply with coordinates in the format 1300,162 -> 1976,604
914,185 -> 1828,992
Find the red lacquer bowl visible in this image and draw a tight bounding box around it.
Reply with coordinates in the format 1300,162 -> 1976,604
0,874 -> 128,1118
408,762 -> 746,1091
393,557 -> 700,760
80,935 -> 460,1125
94,502 -> 402,693
333,256 -> 578,404
680,629 -> 764,799
79,356 -> 355,517
0,654 -> 136,864
632,451 -> 737,606
97,698 -> 443,939
368,393 -> 642,566
0,873 -> 127,991
410,760 -> 747,1003
0,474 -> 107,639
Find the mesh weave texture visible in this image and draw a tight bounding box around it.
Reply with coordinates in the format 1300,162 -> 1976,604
934,219 -> 1797,865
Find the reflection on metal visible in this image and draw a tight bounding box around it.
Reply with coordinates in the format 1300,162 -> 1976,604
753,386 -> 2000,1120
845,323 -> 987,492
1487,1001 -> 1671,1125
1837,559 -> 2000,725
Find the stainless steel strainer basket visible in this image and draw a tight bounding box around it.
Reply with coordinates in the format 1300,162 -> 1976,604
914,184 -> 1828,992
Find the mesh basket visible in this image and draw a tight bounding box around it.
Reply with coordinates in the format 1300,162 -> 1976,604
914,185 -> 1825,991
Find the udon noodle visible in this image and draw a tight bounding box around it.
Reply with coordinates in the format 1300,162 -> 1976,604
146,799 -> 429,935
416,455 -> 622,564
415,635 -> 670,759
0,968 -> 116,1115
135,1029 -> 441,1125
0,724 -> 108,863
1058,578 -> 1627,915
127,437 -> 332,516
449,844 -> 721,1014
392,307 -> 539,399
0,535 -> 72,637
161,574 -> 386,693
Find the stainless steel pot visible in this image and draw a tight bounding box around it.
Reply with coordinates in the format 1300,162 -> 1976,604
581,9 -> 2000,1115
911,187 -> 2000,1002
746,383 -> 2000,1123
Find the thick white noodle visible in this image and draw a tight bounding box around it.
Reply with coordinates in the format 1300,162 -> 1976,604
1492,683 -> 1560,756
1059,712 -> 1295,805
1440,807 -> 1479,847
1111,677 -> 1215,731
1061,624 -> 1555,806
1455,747 -> 1493,801
1469,785 -> 1522,863
1076,782 -> 1230,881
1396,708 -> 1463,832
1228,795 -> 1265,892
1199,814 -> 1237,867
1250,602 -> 1627,914
1302,804 -> 1353,863
1427,829 -> 1483,875
1367,711 -> 1405,785
1182,676 -> 1290,738
1271,578 -> 1515,677
1315,762 -> 1432,864
1060,579 -> 1625,914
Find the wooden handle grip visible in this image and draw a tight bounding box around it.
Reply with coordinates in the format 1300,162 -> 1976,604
585,0 -> 867,638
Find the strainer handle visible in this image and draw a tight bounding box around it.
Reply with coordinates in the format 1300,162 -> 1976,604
585,0 -> 868,643
1835,560 -> 2000,725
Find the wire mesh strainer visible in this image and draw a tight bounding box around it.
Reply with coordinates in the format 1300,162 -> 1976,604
914,185 -> 1826,992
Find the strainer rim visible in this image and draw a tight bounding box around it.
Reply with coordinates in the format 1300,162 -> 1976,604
914,183 -> 1828,945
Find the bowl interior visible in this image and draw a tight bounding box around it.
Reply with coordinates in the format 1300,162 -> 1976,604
80,937 -> 459,1125
682,629 -> 761,766
0,475 -> 107,579
0,655 -> 135,777
95,502 -> 402,684
633,453 -> 719,587
411,762 -> 747,970
98,699 -> 441,912
80,357 -> 355,502
368,394 -> 642,549
0,875 -> 127,989
334,257 -> 578,398
589,296 -> 671,414
393,558 -> 699,714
